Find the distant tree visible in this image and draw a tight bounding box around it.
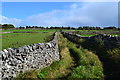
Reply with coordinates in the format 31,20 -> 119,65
71,27 -> 76,30
26,26 -> 29,29
19,26 -> 25,29
103,26 -> 117,30
95,27 -> 101,30
77,26 -> 101,30
67,27 -> 71,29
2,24 -> 15,30
0,24 -> 2,29
78,27 -> 83,30
83,26 -> 90,30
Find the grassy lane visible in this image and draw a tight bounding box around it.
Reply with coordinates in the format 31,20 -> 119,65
37,33 -> 76,79
66,42 -> 104,79
37,33 -> 104,79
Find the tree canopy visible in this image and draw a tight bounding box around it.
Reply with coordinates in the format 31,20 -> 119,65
1,24 -> 15,30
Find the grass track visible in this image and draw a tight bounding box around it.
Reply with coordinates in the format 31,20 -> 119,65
2,29 -> 75,32
67,42 -> 104,79
37,33 -> 76,79
37,33 -> 104,79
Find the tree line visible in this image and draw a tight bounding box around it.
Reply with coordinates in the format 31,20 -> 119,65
0,24 -> 120,30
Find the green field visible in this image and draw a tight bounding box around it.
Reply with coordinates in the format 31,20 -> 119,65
1,32 -> 54,49
1,29 -> 120,50
75,30 -> 120,36
2,29 -> 75,32
1,29 -> 75,50
2,29 -> 58,32
2,29 -> 75,50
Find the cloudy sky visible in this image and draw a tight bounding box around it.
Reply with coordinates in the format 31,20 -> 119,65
1,2 -> 118,27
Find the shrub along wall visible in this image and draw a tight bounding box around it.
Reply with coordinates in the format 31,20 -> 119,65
0,32 -> 60,79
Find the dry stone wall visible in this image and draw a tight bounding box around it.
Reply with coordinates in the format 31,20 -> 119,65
62,31 -> 120,48
62,31 -> 120,40
0,32 -> 60,79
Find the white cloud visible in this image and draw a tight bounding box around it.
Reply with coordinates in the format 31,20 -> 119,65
0,15 -> 22,26
71,4 -> 78,9
2,2 -> 118,27
20,2 -> 117,27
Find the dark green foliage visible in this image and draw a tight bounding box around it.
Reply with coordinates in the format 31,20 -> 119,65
103,26 -> 117,30
2,24 -> 15,30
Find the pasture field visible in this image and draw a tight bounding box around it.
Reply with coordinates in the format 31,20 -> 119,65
1,32 -> 54,49
2,29 -> 75,32
2,29 -> 58,32
75,30 -> 120,36
1,29 -> 119,50
1,29 -> 75,50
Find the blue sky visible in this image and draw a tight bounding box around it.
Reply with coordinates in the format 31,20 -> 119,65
2,2 -> 77,19
1,2 -> 118,27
